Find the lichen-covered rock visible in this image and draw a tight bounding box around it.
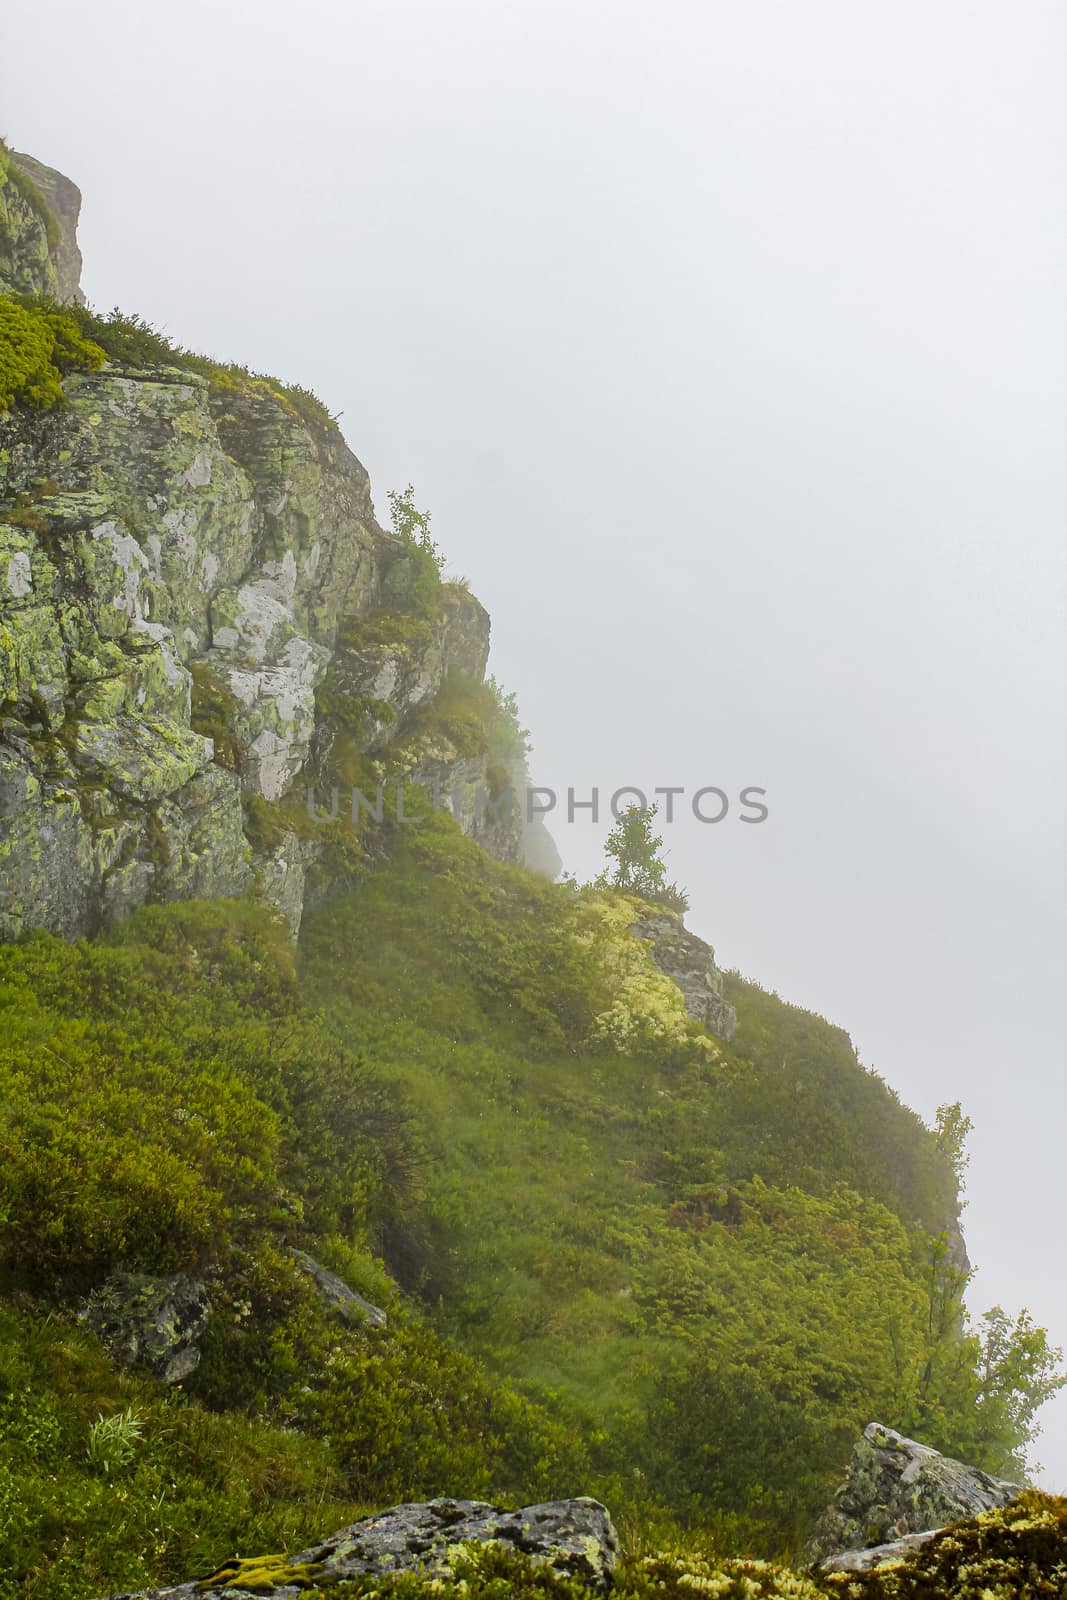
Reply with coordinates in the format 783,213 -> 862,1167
818,1528 -> 938,1573
80,1272 -> 211,1384
0,355 -> 392,935
817,1491 -> 1066,1596
0,142 -> 82,301
288,1247 -> 387,1328
7,149 -> 84,302
0,155 -> 547,943
631,909 -> 736,1041
803,1421 -> 1022,1566
99,1497 -> 619,1598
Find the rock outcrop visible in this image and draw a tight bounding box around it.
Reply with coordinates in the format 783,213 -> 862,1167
7,149 -> 84,302
0,361 -> 521,939
2,150 -> 737,989
0,142 -> 83,301
803,1421 -> 1022,1568
100,1497 -> 620,1597
288,1247 -> 387,1328
632,910 -> 736,1041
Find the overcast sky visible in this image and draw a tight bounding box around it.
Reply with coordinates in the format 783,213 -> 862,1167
5,0 -> 1066,1483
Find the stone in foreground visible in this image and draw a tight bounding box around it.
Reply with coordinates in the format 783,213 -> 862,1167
101,1496 -> 619,1597
803,1420 -> 1021,1566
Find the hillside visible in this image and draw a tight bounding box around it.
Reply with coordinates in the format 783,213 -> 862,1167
0,151 -> 1061,1599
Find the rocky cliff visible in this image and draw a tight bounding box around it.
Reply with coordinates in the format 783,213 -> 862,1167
0,358 -> 524,937
0,129 -> 567,943
0,142 -> 84,302
0,154 -> 743,1028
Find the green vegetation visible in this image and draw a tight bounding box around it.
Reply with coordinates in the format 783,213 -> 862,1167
0,899 -> 590,1597
594,804 -> 689,913
189,661 -> 246,772
0,297 -> 338,429
0,296 -> 105,412
0,817 -> 1060,1595
385,483 -> 444,611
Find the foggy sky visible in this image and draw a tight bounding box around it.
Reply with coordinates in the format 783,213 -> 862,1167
5,0 -> 1065,1482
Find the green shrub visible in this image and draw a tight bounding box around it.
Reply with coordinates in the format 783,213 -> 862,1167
60,304 -> 338,430
0,296 -> 105,413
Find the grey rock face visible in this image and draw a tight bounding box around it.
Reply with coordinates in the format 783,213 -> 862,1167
818,1528 -> 940,1573
288,1247 -> 387,1328
99,1496 -> 619,1598
803,1421 -> 1021,1566
291,1498 -> 619,1588
0,363 -> 390,939
0,146 -> 82,300
0,157 -> 550,945
80,1272 -> 211,1385
10,151 -> 85,302
632,911 -> 737,1041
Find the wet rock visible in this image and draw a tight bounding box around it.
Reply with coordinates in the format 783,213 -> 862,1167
632,910 -> 736,1041
80,1272 -> 211,1385
802,1420 -> 1022,1566
98,1496 -> 619,1597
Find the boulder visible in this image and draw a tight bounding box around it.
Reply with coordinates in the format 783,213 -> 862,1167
288,1248 -> 387,1328
99,1496 -> 619,1597
803,1420 -> 1022,1566
80,1272 -> 211,1385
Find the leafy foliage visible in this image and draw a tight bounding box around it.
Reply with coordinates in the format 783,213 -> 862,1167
0,899 -> 592,1596
384,484 -> 445,610
594,804 -> 689,913
893,1231 -> 1066,1478
0,828 -> 1059,1590
298,820 -> 1056,1549
0,296 -> 105,413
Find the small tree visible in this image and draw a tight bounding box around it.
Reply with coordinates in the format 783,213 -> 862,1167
595,804 -> 689,912
385,484 -> 445,611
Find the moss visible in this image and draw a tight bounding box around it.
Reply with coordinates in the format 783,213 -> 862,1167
0,140 -> 61,251
335,610 -> 435,654
0,296 -> 105,413
189,661 -> 245,772
126,1496 -> 1067,1596
194,1555 -> 328,1593
817,1491 -> 1067,1597
242,792 -> 364,882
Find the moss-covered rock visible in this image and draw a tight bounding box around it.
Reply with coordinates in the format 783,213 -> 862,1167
0,142 -> 74,301
804,1422 -> 1021,1565
0,349 -> 397,934
631,907 -> 737,1042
